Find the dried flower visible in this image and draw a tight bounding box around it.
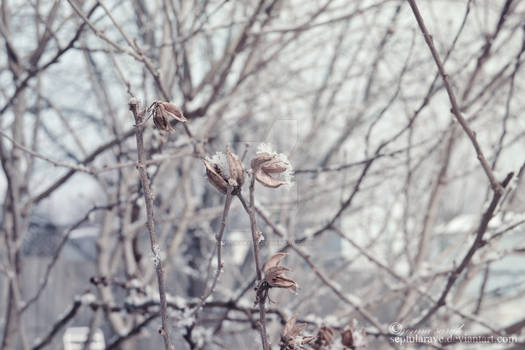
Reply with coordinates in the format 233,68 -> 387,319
263,253 -> 297,293
281,316 -> 315,349
203,148 -> 244,195
251,144 -> 293,188
148,101 -> 187,132
316,326 -> 335,347
341,320 -> 367,348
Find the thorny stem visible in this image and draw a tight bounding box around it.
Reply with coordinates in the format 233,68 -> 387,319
128,99 -> 174,350
237,174 -> 270,350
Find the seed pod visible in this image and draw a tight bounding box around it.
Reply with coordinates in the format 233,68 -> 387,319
203,148 -> 245,195
281,316 -> 316,348
263,253 -> 298,293
227,147 -> 244,187
148,100 -> 187,132
152,103 -> 173,132
251,151 -> 291,188
203,159 -> 228,194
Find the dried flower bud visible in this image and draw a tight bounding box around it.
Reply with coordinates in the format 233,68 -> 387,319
341,320 -> 367,348
203,148 -> 245,195
251,144 -> 293,188
281,316 -> 315,349
148,101 -> 187,132
263,253 -> 297,293
341,328 -> 354,348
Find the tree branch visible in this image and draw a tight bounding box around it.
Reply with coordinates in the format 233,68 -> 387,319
407,0 -> 505,195
128,98 -> 174,350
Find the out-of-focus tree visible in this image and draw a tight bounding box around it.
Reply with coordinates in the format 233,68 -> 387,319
1,0 -> 524,349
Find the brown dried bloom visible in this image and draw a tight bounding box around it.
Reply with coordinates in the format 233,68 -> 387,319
148,101 -> 187,132
341,320 -> 367,349
263,253 -> 297,293
203,148 -> 244,195
251,144 -> 293,188
281,316 -> 315,349
315,326 -> 335,347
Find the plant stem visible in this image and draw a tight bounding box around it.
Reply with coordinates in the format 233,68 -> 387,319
193,186 -> 233,315
128,98 -> 173,350
237,175 -> 269,350
407,0 -> 504,195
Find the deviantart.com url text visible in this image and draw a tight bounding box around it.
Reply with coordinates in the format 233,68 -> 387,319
388,322 -> 518,346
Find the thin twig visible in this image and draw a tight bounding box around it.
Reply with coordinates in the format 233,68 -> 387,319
128,98 -> 174,350
237,175 -> 269,350
412,172 -> 513,327
32,298 -> 83,350
193,186 -> 233,315
407,0 -> 504,195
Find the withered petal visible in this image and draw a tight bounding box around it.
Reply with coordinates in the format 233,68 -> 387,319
261,158 -> 288,174
263,252 -> 287,272
251,152 -> 274,171
282,316 -> 297,338
283,318 -> 306,339
289,323 -> 306,338
255,169 -> 286,188
265,266 -> 297,293
163,102 -> 187,122
298,335 -> 316,345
